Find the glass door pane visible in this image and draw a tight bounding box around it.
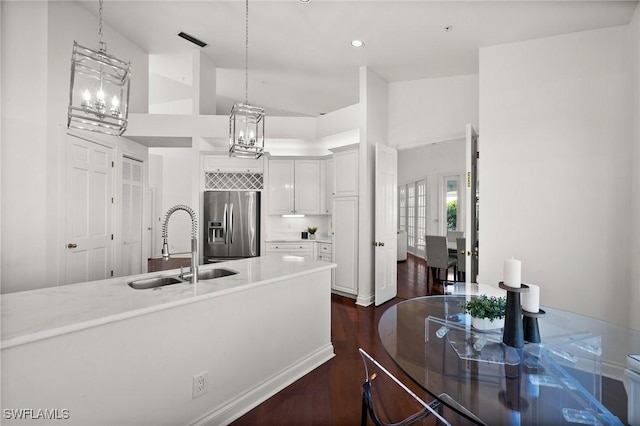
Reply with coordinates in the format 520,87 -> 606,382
444,176 -> 460,233
407,184 -> 415,252
398,185 -> 406,232
415,180 -> 426,257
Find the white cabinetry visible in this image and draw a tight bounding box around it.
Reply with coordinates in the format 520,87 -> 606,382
333,148 -> 358,196
317,241 -> 334,286
294,160 -> 321,215
265,242 -> 314,260
332,197 -> 358,296
323,158 -> 334,215
317,242 -> 332,262
268,160 -> 294,214
268,159 -> 321,215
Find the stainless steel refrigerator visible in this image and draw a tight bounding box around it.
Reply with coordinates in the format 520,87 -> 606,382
203,191 -> 260,263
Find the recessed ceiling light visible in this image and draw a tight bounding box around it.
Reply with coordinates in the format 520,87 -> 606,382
351,40 -> 365,48
299,0 -> 310,2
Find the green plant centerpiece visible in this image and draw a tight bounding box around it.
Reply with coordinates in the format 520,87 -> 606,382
459,295 -> 507,331
307,226 -> 318,239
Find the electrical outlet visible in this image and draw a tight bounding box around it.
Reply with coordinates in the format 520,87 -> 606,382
192,372 -> 208,399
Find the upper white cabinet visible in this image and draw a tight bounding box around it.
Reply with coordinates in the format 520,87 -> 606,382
268,159 -> 321,215
268,159 -> 295,215
294,160 -> 322,214
333,147 -> 359,196
203,154 -> 263,173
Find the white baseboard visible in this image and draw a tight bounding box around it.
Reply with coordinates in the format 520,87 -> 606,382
356,293 -> 374,307
190,344 -> 335,426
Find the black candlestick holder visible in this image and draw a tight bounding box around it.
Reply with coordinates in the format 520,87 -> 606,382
499,282 -> 529,349
522,309 -> 545,343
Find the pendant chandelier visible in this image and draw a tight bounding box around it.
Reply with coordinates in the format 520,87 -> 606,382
229,0 -> 265,159
67,0 -> 132,136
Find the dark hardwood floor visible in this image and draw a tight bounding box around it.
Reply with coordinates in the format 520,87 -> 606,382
231,254 -> 460,425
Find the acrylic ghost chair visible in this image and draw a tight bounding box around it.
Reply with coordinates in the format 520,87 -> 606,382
359,348 -> 452,426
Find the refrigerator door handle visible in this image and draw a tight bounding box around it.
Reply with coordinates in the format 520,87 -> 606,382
229,203 -> 234,244
223,203 -> 228,245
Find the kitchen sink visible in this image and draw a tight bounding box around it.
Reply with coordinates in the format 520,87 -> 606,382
180,268 -> 238,281
128,276 -> 184,290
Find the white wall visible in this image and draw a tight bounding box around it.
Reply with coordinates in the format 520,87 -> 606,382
199,53 -> 217,115
629,5 -> 640,330
264,215 -> 331,240
149,52 -> 196,114
1,1 -> 49,294
149,147 -> 199,256
398,139 -> 466,237
1,1 -> 150,293
479,26 -> 635,327
388,74 -> 479,148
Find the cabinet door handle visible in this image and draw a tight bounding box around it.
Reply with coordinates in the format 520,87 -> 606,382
67,243 -> 77,249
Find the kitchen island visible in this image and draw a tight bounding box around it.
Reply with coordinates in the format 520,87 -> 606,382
1,256 -> 335,425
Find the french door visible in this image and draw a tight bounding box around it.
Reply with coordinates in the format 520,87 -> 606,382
399,179 -> 426,258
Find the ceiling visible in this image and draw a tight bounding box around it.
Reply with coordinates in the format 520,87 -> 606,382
83,0 -> 638,118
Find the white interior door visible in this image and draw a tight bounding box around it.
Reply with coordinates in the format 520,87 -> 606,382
465,124 -> 479,283
65,134 -> 114,284
121,156 -> 144,276
374,144 -> 398,306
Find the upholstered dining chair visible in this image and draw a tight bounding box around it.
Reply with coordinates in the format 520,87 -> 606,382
456,237 -> 466,282
425,235 -> 457,283
359,348 -> 451,426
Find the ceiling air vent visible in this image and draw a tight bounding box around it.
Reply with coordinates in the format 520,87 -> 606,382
178,32 -> 207,48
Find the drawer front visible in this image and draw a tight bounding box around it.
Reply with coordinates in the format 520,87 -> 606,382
318,254 -> 332,262
266,242 -> 313,252
318,243 -> 332,254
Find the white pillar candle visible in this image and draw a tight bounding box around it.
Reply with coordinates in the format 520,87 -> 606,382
503,258 -> 521,288
522,284 -> 540,313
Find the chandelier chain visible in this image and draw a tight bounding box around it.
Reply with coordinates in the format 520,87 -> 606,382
98,0 -> 104,45
245,0 -> 249,105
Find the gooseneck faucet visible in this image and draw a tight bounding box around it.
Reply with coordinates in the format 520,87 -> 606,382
161,204 -> 198,283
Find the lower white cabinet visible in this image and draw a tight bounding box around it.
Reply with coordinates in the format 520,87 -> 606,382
265,242 -> 314,260
317,242 -> 334,286
332,197 -> 358,296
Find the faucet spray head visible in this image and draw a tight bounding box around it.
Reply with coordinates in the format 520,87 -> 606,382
161,239 -> 170,260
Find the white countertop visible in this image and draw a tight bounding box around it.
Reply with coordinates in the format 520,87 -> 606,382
265,237 -> 332,243
1,256 -> 335,349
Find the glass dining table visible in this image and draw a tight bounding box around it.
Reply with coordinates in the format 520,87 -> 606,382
378,285 -> 640,425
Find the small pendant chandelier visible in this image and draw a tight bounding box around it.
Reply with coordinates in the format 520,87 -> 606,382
67,0 -> 132,137
229,0 -> 265,159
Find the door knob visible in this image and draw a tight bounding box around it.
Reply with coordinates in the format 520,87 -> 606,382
67,243 -> 77,249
